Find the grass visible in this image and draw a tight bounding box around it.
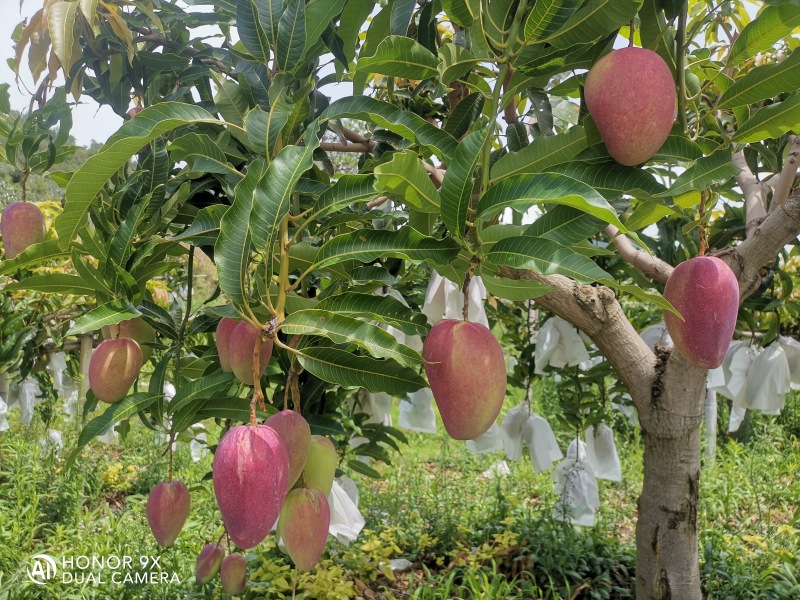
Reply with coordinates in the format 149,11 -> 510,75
0,389 -> 799,599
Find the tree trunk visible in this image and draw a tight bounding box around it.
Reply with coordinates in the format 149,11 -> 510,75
635,351 -> 707,599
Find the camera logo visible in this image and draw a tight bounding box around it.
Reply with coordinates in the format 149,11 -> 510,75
27,554 -> 58,585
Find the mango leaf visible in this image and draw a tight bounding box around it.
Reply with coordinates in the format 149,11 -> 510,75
651,135 -> 704,164
311,228 -> 461,270
169,133 -> 243,178
485,235 -> 614,283
523,205 -> 605,246
48,0 -> 79,71
479,262 -> 555,300
168,372 -> 237,417
309,174 -> 379,222
3,274 -> 101,297
57,103 -> 221,247
355,35 -> 439,80
294,346 -> 426,394
276,0 -> 306,72
170,205 -> 228,246
524,0 -> 581,42
348,459 -> 383,479
661,148 -> 742,196
443,92 -> 485,139
441,0 -> 478,27
338,0 -> 376,66
374,151 -> 440,213
316,292 -> 428,336
192,397 -> 277,425
624,202 -> 675,231
439,129 -> 487,239
545,161 -> 666,200
304,0 -> 347,55
280,310 -> 423,367
437,43 -> 481,82
639,0 -> 677,73
237,0 -> 272,62
321,96 -> 457,162
728,3 -> 800,65
544,0 -> 642,49
389,0 -> 416,35
491,126 -> 586,181
67,300 -> 140,336
215,159 -> 267,309
719,50 -> 800,110
0,240 -> 67,275
244,105 -> 292,158
66,393 -> 158,468
478,172 -> 631,234
731,92 -> 800,144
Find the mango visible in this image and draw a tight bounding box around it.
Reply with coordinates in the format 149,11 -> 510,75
265,410 -> 311,488
584,47 -> 676,166
88,338 -> 143,404
277,487 -> 330,571
146,480 -> 190,547
423,320 -> 506,440
220,552 -> 247,594
228,322 -> 273,385
195,542 -> 224,584
1,201 -> 45,259
212,424 -> 289,549
102,317 -> 156,363
663,256 -> 739,369
298,435 -> 337,495
215,317 -> 239,372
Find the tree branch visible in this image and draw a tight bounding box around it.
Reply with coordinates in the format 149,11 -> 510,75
422,161 -> 445,187
605,225 -> 674,283
320,141 -> 373,153
732,150 -> 767,237
771,135 -> 799,210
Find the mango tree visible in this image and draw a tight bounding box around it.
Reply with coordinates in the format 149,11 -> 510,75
3,0 -> 800,597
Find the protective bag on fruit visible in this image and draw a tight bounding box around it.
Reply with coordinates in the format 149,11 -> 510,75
552,456 -> 600,527
500,403 -> 529,461
466,422 -> 505,454
522,414 -> 563,472
586,424 -> 622,482
328,477 -> 365,546
739,343 -> 790,413
398,387 -> 437,433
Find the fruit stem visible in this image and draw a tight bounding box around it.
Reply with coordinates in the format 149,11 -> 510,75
677,1 -> 688,135
251,333 -> 264,425
274,215 -> 291,321
698,190 -> 708,256
174,245 -> 195,397
628,19 -> 635,47
461,256 -> 480,321
167,432 -> 175,482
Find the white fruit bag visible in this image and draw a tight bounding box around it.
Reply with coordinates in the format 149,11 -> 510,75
534,317 -> 590,374
639,321 -> 673,351
552,457 -> 600,527
61,382 -> 79,419
500,404 -> 530,461
421,270 -> 489,328
739,343 -> 790,413
0,396 -> 9,433
728,406 -> 747,433
328,477 -> 365,546
521,414 -> 563,472
586,424 -> 622,482
712,342 -> 755,402
46,352 -> 68,392
351,389 -> 393,427
190,424 -> 208,462
398,387 -> 437,433
481,460 -> 511,479
18,379 -> 41,426
97,422 -> 120,445
777,336 -> 800,389
466,422 -> 505,454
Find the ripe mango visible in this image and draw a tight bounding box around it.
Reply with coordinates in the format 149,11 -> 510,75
277,487 -> 330,571
146,480 -> 190,547
88,338 -> 143,404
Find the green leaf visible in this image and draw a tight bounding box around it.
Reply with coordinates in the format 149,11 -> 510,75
338,0 -> 376,66
316,292 -> 428,336
437,43 -> 481,82
66,393 -> 158,468
544,0 -> 642,49
170,205 -> 228,246
390,0 -> 416,35
215,159 -> 267,309
276,0 -> 306,72
718,51 -> 800,109
67,301 -> 140,336
0,240 -> 67,275
236,0 -> 272,62
71,250 -> 114,296
193,397 -> 276,425
440,129 -> 487,239
624,201 -> 675,231
212,74 -> 250,127
304,0 -> 348,56
732,92 -> 800,144
728,4 -> 800,65
309,174 -> 379,222
374,151 -> 440,213
321,96 -> 457,162
168,372 -> 237,418
355,35 -> 439,80
651,135 -> 704,164
48,0 -> 78,70
280,310 -> 423,367
661,148 -> 742,196
250,136 -> 320,285
524,0 -> 581,42
523,205 -> 605,246
639,0 -> 677,74
57,103 -> 221,247
348,459 -> 383,479
3,274 -> 101,297
169,134 -> 243,178
491,126 -> 586,181
443,92 -> 485,139
546,161 -> 667,200
478,173 -> 631,234
485,235 -> 614,284
312,228 -> 461,271
441,0 -> 478,26
479,262 -> 554,300
294,346 -> 426,394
